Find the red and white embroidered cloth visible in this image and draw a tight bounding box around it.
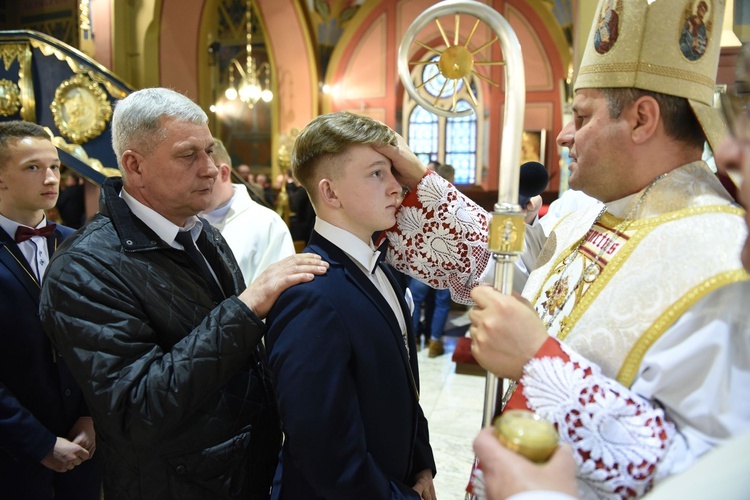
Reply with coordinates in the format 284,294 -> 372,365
384,166 -> 750,498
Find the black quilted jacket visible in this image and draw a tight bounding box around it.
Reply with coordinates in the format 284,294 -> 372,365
40,177 -> 281,499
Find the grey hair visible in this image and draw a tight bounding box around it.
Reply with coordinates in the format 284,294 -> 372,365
111,88 -> 208,172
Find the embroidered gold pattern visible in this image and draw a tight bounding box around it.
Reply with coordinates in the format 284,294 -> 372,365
0,79 -> 21,116
552,204 -> 745,342
577,61 -> 715,89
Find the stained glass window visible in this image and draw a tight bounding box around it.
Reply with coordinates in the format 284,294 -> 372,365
445,100 -> 477,183
404,53 -> 482,184
408,105 -> 439,165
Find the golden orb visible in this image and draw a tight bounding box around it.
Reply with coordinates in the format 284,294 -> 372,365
438,45 -> 474,80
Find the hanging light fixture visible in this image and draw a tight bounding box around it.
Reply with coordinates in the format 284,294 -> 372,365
224,0 -> 273,107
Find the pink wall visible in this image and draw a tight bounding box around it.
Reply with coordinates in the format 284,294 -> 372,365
156,0 -> 316,135
152,0 -> 567,192
257,0 -> 318,135
91,0 -> 113,70
159,0 -> 206,99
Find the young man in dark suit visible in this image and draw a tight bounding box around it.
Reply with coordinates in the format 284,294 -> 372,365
0,121 -> 101,499
265,112 -> 436,499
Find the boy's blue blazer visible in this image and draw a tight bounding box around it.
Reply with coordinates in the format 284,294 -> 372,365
0,224 -> 101,495
266,230 -> 436,499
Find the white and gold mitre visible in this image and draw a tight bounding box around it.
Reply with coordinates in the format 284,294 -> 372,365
574,0 -> 727,151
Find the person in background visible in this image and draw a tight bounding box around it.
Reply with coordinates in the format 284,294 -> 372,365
372,1 -> 748,496
257,173 -> 277,209
265,111 -> 436,499
55,171 -> 86,229
471,40 -> 750,500
288,177 -> 315,244
39,87 -> 328,499
202,138 -> 296,285
233,163 -> 268,207
236,163 -> 252,182
0,120 -> 101,499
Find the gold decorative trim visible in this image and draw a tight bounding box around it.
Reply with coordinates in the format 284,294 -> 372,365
28,37 -> 129,99
554,220 -> 650,341
599,204 -> 745,230
617,269 -> 750,387
0,41 -> 34,121
0,43 -> 26,70
18,42 -> 34,122
577,61 -> 715,90
50,74 -> 112,144
49,130 -> 120,178
535,205 -> 745,342
0,79 -> 21,116
88,72 -> 128,100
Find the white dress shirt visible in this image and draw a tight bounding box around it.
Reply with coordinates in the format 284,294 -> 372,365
314,218 -> 410,351
0,213 -> 54,284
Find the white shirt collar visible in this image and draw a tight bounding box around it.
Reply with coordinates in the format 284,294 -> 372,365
200,185 -> 238,226
120,188 -> 202,248
314,218 -> 378,274
0,213 -> 49,237
604,192 -> 639,219
0,213 -> 53,283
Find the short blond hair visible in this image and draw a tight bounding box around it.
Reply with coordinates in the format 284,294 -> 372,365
211,138 -> 231,168
292,112 -> 396,201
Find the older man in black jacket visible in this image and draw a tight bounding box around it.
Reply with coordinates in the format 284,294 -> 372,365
40,87 -> 328,499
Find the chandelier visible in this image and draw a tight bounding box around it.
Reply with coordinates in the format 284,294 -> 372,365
224,0 -> 273,107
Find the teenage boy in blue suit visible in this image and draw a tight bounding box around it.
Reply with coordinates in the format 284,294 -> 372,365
0,121 -> 101,499
265,112 -> 436,499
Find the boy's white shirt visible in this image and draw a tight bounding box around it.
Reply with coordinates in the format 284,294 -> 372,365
0,213 -> 53,283
314,218 -> 410,341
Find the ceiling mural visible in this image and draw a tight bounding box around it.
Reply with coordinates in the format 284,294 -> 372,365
307,0 -> 365,77
552,0 -> 573,44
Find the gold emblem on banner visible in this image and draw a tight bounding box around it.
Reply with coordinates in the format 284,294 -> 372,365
50,74 -> 112,144
0,79 -> 21,116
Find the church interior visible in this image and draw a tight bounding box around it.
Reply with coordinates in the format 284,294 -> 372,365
1,0 -> 749,497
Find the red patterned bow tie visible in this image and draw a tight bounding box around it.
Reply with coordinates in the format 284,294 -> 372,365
15,223 -> 56,243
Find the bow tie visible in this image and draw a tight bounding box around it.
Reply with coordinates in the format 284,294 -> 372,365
15,223 -> 56,243
370,239 -> 389,274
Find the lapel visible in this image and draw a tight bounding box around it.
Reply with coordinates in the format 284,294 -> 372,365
0,227 -> 41,300
379,262 -> 416,338
308,232 -> 420,398
309,232 -> 403,333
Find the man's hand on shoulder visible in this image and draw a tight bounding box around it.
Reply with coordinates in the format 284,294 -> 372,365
240,253 -> 329,318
